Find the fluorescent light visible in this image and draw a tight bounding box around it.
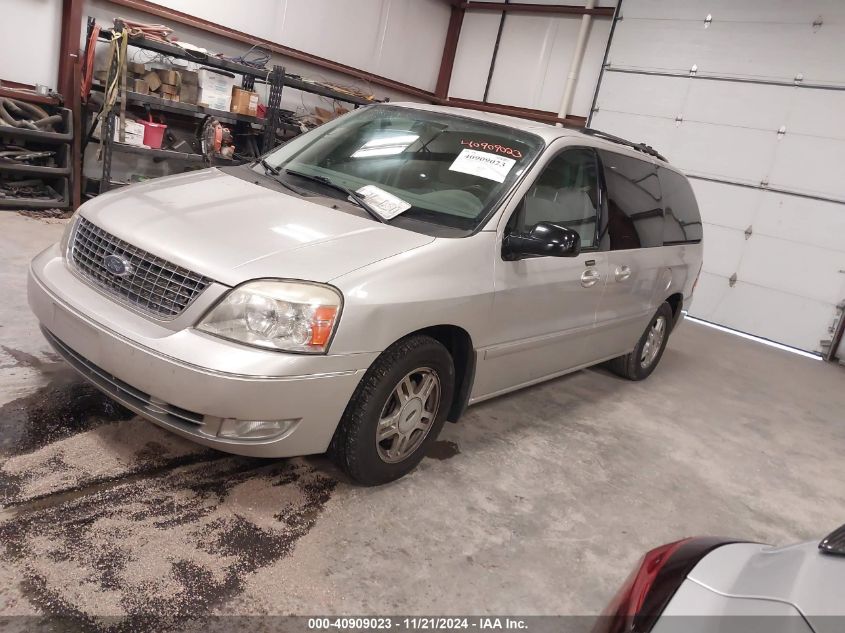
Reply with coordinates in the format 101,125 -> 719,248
352,133 -> 419,158
352,146 -> 408,158
360,134 -> 419,148
684,315 -> 822,361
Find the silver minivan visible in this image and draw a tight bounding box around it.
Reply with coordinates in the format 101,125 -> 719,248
28,103 -> 703,484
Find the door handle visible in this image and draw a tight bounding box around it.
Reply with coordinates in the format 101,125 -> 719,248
614,265 -> 632,282
580,268 -> 601,288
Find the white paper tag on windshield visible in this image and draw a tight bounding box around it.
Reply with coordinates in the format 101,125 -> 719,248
448,149 -> 516,183
356,185 -> 412,220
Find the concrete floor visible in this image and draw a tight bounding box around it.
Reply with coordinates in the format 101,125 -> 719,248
1,213 -> 844,629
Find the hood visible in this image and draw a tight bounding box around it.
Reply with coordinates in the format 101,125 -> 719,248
79,168 -> 434,287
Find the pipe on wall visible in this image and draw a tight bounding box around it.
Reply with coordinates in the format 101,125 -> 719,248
556,0 -> 595,123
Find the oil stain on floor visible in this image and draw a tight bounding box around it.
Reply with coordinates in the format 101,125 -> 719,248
426,440 -> 461,460
0,348 -> 339,632
0,366 -> 134,457
1,458 -> 336,632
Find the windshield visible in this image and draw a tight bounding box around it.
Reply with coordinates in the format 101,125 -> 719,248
259,105 -> 544,232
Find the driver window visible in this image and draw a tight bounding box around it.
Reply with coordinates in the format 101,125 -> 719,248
508,148 -> 600,249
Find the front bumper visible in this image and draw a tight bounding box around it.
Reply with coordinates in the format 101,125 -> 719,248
27,244 -> 377,457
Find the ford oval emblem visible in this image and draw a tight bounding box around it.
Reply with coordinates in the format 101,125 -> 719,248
103,254 -> 132,277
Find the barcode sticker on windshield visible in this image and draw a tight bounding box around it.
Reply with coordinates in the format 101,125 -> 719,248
356,185 -> 412,220
448,149 -> 516,183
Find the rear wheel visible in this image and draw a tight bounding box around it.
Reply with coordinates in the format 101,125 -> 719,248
607,302 -> 673,381
329,335 -> 455,485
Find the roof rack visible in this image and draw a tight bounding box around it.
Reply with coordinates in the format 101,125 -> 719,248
579,127 -> 668,162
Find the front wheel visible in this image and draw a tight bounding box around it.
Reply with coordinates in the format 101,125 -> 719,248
329,335 -> 455,485
607,302 -> 673,381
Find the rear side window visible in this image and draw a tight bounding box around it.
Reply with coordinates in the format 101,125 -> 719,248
659,167 -> 702,245
598,150 -> 664,250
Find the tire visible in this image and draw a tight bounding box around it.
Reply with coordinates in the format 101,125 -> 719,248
329,335 -> 455,485
607,302 -> 674,381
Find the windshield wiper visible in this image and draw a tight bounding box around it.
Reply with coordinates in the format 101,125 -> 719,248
260,158 -> 279,175
257,159 -> 309,196
285,169 -> 387,224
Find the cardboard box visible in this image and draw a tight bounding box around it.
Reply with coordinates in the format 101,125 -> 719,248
230,87 -> 259,117
156,69 -> 180,86
118,119 -> 146,145
94,119 -> 146,146
198,68 -> 236,111
179,83 -> 198,105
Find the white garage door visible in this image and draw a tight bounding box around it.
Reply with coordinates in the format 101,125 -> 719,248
589,0 -> 845,354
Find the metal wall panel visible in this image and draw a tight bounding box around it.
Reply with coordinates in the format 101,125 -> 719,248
374,0 -> 452,92
787,90 -> 845,139
682,80 -> 793,130
768,135 -> 845,199
689,179 -> 758,231
0,0 -> 63,89
699,224 -> 744,280
147,0 -> 451,92
593,63 -> 688,119
610,20 -> 843,85
692,272 -> 840,352
591,0 -> 845,353
621,0 -> 845,23
752,193 -> 845,253
448,12 -> 503,101
276,0 -> 451,92
691,183 -> 845,309
276,0 -> 385,73
148,0 -> 280,41
449,6 -> 613,117
738,235 -> 842,305
675,123 -> 778,185
485,14 -> 580,110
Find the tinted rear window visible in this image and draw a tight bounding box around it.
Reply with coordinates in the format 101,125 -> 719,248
598,150 -> 664,249
659,167 -> 702,245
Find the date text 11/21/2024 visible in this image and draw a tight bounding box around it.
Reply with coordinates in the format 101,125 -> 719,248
307,617 -> 529,630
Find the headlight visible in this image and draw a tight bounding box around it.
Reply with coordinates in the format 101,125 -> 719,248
60,211 -> 80,257
196,280 -> 342,353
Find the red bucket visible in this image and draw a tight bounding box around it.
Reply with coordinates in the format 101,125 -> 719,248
139,120 -> 167,149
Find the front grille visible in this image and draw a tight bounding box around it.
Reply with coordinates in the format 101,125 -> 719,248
71,217 -> 211,318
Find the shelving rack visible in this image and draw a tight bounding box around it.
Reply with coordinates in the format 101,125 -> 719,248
0,106 -> 73,210
89,22 -> 376,195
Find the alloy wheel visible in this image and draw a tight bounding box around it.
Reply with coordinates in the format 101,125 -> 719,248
376,368 -> 441,464
640,315 -> 667,368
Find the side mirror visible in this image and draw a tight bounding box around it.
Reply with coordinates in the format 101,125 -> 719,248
503,222 -> 581,260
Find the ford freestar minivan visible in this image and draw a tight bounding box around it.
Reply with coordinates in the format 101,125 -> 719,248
28,103 -> 703,484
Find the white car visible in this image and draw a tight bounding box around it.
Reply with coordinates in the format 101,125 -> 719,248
594,525 -> 845,633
